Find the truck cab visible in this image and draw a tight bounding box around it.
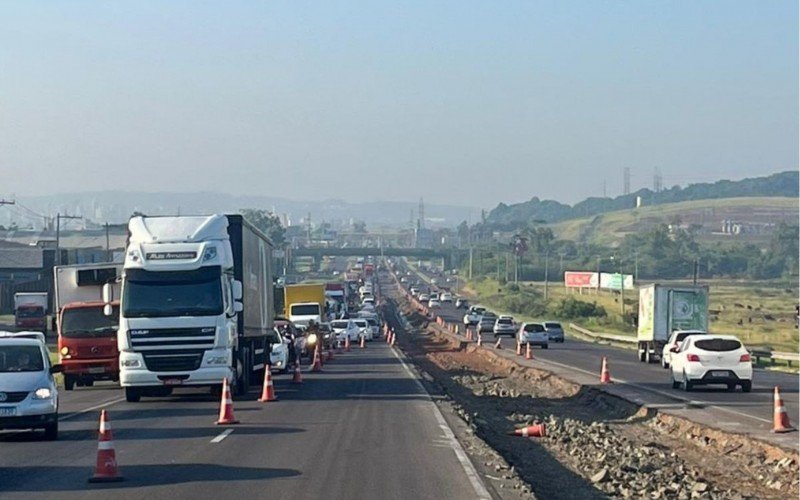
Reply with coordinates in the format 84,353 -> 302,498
14,293 -> 48,331
58,301 -> 120,390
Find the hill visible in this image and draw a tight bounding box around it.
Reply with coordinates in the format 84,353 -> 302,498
486,171 -> 798,229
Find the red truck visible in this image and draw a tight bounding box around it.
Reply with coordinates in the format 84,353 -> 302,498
14,292 -> 48,331
54,263 -> 122,390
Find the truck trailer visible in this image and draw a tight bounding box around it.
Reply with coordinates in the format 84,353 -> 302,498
110,214 -> 274,401
637,284 -> 709,363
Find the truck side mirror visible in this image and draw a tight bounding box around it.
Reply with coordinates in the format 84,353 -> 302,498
104,304 -> 114,317
234,302 -> 244,313
102,283 -> 113,303
232,280 -> 243,301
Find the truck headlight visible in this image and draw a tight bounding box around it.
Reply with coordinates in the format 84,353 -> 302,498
206,355 -> 228,365
33,387 -> 53,399
274,361 -> 284,368
203,246 -> 218,262
121,359 -> 142,368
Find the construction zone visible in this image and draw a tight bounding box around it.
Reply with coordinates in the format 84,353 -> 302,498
384,282 -> 799,500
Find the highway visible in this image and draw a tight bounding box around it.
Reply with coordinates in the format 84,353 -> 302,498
397,260 -> 800,451
1,325 -> 489,498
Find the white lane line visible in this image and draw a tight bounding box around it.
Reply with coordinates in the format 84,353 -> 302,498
59,397 -> 126,422
210,428 -> 234,443
388,340 -> 492,500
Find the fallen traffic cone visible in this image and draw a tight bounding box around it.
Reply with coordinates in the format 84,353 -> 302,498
292,360 -> 303,384
525,342 -> 533,360
509,423 -> 546,438
215,378 -> 239,425
772,386 -> 796,433
516,341 -> 522,356
494,337 -> 502,349
360,335 -> 366,349
258,365 -> 278,402
599,356 -> 611,384
345,335 -> 351,352
88,410 -> 123,483
311,347 -> 323,372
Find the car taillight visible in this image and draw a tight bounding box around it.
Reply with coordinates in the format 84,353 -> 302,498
739,354 -> 751,363
686,354 -> 700,362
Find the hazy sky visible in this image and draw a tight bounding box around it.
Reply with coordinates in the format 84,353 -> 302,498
1,1 -> 797,207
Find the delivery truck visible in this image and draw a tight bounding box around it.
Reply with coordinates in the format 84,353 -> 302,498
54,263 -> 122,390
637,284 -> 709,363
284,283 -> 326,325
14,292 -> 49,331
109,214 -> 274,401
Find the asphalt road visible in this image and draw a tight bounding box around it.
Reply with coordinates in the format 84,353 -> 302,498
1,336 -> 488,498
396,260 -> 800,451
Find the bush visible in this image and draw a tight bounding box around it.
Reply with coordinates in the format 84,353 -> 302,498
552,297 -> 607,319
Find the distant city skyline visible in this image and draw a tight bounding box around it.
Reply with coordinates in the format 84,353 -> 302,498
1,2 -> 797,206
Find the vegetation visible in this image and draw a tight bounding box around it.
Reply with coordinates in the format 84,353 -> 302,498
239,208 -> 286,246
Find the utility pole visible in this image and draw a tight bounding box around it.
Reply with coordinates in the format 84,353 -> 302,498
514,254 -> 519,284
596,257 -> 602,294
633,251 -> 639,283
105,222 -> 111,262
544,251 -> 549,302
55,213 -> 82,266
496,248 -> 501,282
693,258 -> 699,285
468,247 -> 473,280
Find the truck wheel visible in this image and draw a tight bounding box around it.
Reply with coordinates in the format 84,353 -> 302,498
125,387 -> 141,402
645,349 -> 653,364
638,348 -> 646,362
63,375 -> 75,391
43,421 -> 58,441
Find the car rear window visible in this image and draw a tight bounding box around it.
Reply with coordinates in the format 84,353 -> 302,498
331,321 -> 349,329
524,324 -> 545,332
694,339 -> 742,352
544,322 -> 561,329
498,318 -> 512,325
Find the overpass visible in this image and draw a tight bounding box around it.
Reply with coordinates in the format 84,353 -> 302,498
290,247 -> 467,269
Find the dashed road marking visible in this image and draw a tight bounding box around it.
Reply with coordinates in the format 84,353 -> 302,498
59,397 -> 126,422
210,428 -> 234,443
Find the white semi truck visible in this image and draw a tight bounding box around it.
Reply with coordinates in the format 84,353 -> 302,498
106,214 -> 274,401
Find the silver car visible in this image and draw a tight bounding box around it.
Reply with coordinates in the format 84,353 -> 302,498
542,322 -> 564,343
518,323 -> 549,349
493,316 -> 517,337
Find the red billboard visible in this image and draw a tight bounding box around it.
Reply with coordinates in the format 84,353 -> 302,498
564,271 -> 598,288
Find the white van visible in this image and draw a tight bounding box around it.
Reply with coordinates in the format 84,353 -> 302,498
0,331 -> 62,439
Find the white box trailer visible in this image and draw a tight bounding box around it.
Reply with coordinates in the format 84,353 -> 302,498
54,263 -> 122,311
637,284 -> 709,363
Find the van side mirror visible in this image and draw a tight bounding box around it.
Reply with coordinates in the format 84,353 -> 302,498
102,283 -> 113,303
232,280 -> 243,301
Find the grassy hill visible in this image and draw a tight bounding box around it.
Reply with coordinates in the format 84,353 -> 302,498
548,197 -> 798,246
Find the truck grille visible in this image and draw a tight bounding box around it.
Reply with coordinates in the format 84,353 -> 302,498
129,327 -> 216,350
142,350 -> 205,372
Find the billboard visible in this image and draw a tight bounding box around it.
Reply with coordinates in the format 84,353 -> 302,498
599,273 -> 634,290
564,271 -> 598,288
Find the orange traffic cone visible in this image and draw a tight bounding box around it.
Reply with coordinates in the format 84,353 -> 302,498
292,359 -> 303,384
599,357 -> 611,384
215,378 -> 239,425
509,423 -> 546,438
525,342 -> 533,360
311,347 -> 323,372
466,329 -> 472,341
495,337 -> 502,349
477,333 -> 482,347
516,341 -> 522,356
88,410 -> 123,483
360,335 -> 366,349
772,386 -> 796,433
391,332 -> 397,346
345,335 -> 351,352
258,365 -> 278,402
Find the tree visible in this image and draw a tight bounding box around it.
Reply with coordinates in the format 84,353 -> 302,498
239,209 -> 285,246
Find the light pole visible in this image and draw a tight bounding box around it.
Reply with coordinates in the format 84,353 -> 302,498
596,257 -> 602,294
55,213 -> 82,266
543,250 -> 549,302
610,256 -> 625,318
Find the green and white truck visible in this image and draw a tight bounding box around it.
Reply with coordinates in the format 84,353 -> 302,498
637,284 -> 709,363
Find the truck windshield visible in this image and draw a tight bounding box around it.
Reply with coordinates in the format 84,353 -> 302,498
16,307 -> 45,318
123,267 -> 223,318
61,306 -> 119,338
291,304 -> 320,316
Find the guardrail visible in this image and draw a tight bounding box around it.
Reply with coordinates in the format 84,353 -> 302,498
568,323 -> 637,344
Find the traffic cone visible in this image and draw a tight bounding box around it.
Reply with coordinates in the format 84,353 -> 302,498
292,360 -> 303,384
509,423 -> 546,438
772,386 -> 796,433
494,337 -> 502,349
391,332 -> 396,346
466,329 -> 472,341
477,333 -> 482,347
311,347 -> 323,372
599,357 -> 611,384
516,341 -> 522,356
525,342 -> 533,360
258,365 -> 277,402
345,335 -> 351,352
360,335 -> 366,349
215,378 -> 239,425
88,410 -> 123,483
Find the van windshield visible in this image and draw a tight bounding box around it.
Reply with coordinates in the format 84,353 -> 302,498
291,304 -> 321,316
0,345 -> 45,372
61,306 -> 119,338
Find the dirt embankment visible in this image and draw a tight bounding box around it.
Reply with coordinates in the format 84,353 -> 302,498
392,300 -> 799,500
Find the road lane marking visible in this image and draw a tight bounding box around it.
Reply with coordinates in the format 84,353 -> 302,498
387,332 -> 492,500
210,428 -> 234,443
59,397 -> 126,422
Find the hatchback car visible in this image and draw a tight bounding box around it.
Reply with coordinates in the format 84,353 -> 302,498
542,322 -> 565,343
330,319 -> 360,343
477,312 -> 498,333
440,293 -> 453,303
418,293 -> 430,302
518,323 -> 549,348
661,330 -> 707,368
669,335 -> 752,392
267,329 -> 290,373
428,298 -> 441,308
353,319 -> 373,341
0,331 -> 62,439
493,316 -> 517,337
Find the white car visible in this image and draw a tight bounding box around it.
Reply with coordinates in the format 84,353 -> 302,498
518,323 -> 549,348
661,330 -> 707,369
440,292 -> 453,303
409,287 -> 419,297
669,335 -> 752,392
362,297 -> 376,307
353,319 -> 373,341
428,298 -> 441,308
331,319 -> 360,343
418,293 -> 430,302
267,329 -> 290,373
463,306 -> 486,326
493,316 -> 517,337
0,331 -> 62,439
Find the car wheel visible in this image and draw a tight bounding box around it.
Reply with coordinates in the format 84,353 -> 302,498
63,375 -> 75,391
43,420 -> 58,441
638,349 -> 646,362
682,373 -> 693,392
726,383 -> 736,392
662,359 -> 669,369
125,387 -> 141,402
741,380 -> 752,393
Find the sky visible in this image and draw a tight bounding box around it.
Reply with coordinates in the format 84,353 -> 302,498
0,1 -> 797,208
